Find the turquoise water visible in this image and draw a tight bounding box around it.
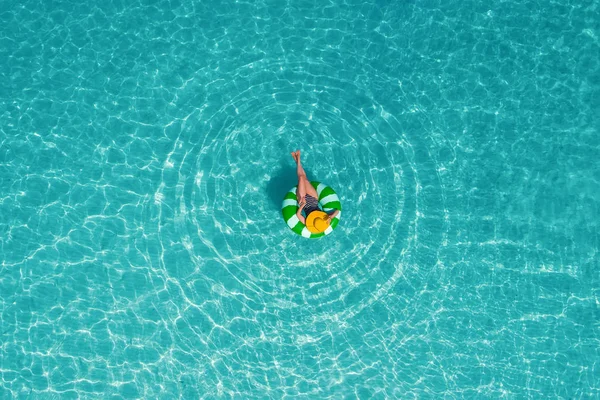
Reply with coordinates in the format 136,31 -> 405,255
1,0 -> 599,398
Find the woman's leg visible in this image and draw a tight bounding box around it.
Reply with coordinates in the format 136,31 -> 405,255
293,150 -> 318,200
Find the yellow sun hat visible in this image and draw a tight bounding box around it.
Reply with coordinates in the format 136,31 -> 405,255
306,211 -> 330,233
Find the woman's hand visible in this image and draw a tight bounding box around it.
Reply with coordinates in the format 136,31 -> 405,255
298,197 -> 306,210
327,210 -> 339,220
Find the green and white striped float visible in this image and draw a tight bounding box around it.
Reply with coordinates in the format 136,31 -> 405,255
281,181 -> 342,238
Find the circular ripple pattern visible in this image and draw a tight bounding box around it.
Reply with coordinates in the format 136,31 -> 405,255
154,59 -> 450,335
3,0 -> 597,397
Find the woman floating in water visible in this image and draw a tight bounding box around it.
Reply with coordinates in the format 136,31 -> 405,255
291,150 -> 339,232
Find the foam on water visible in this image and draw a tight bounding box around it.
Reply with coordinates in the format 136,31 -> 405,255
1,0 -> 598,398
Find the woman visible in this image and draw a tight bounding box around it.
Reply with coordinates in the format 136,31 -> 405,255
291,150 -> 339,232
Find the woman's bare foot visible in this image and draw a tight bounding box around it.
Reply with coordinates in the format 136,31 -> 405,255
291,150 -> 300,163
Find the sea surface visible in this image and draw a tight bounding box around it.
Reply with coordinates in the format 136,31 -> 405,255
1,0 -> 599,398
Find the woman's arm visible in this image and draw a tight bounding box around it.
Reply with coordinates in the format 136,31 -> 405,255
296,211 -> 306,224
296,197 -> 306,224
327,209 -> 339,219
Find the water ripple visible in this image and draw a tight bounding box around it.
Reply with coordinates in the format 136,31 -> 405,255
150,58 -> 451,338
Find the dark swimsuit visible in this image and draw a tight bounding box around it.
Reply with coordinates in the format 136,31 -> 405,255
303,194 -> 321,217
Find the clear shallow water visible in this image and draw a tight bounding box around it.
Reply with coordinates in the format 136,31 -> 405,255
1,0 -> 599,398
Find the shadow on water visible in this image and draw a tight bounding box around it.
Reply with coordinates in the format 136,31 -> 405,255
265,160 -> 298,211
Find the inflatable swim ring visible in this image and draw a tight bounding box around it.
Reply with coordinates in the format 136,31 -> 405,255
281,181 -> 342,238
